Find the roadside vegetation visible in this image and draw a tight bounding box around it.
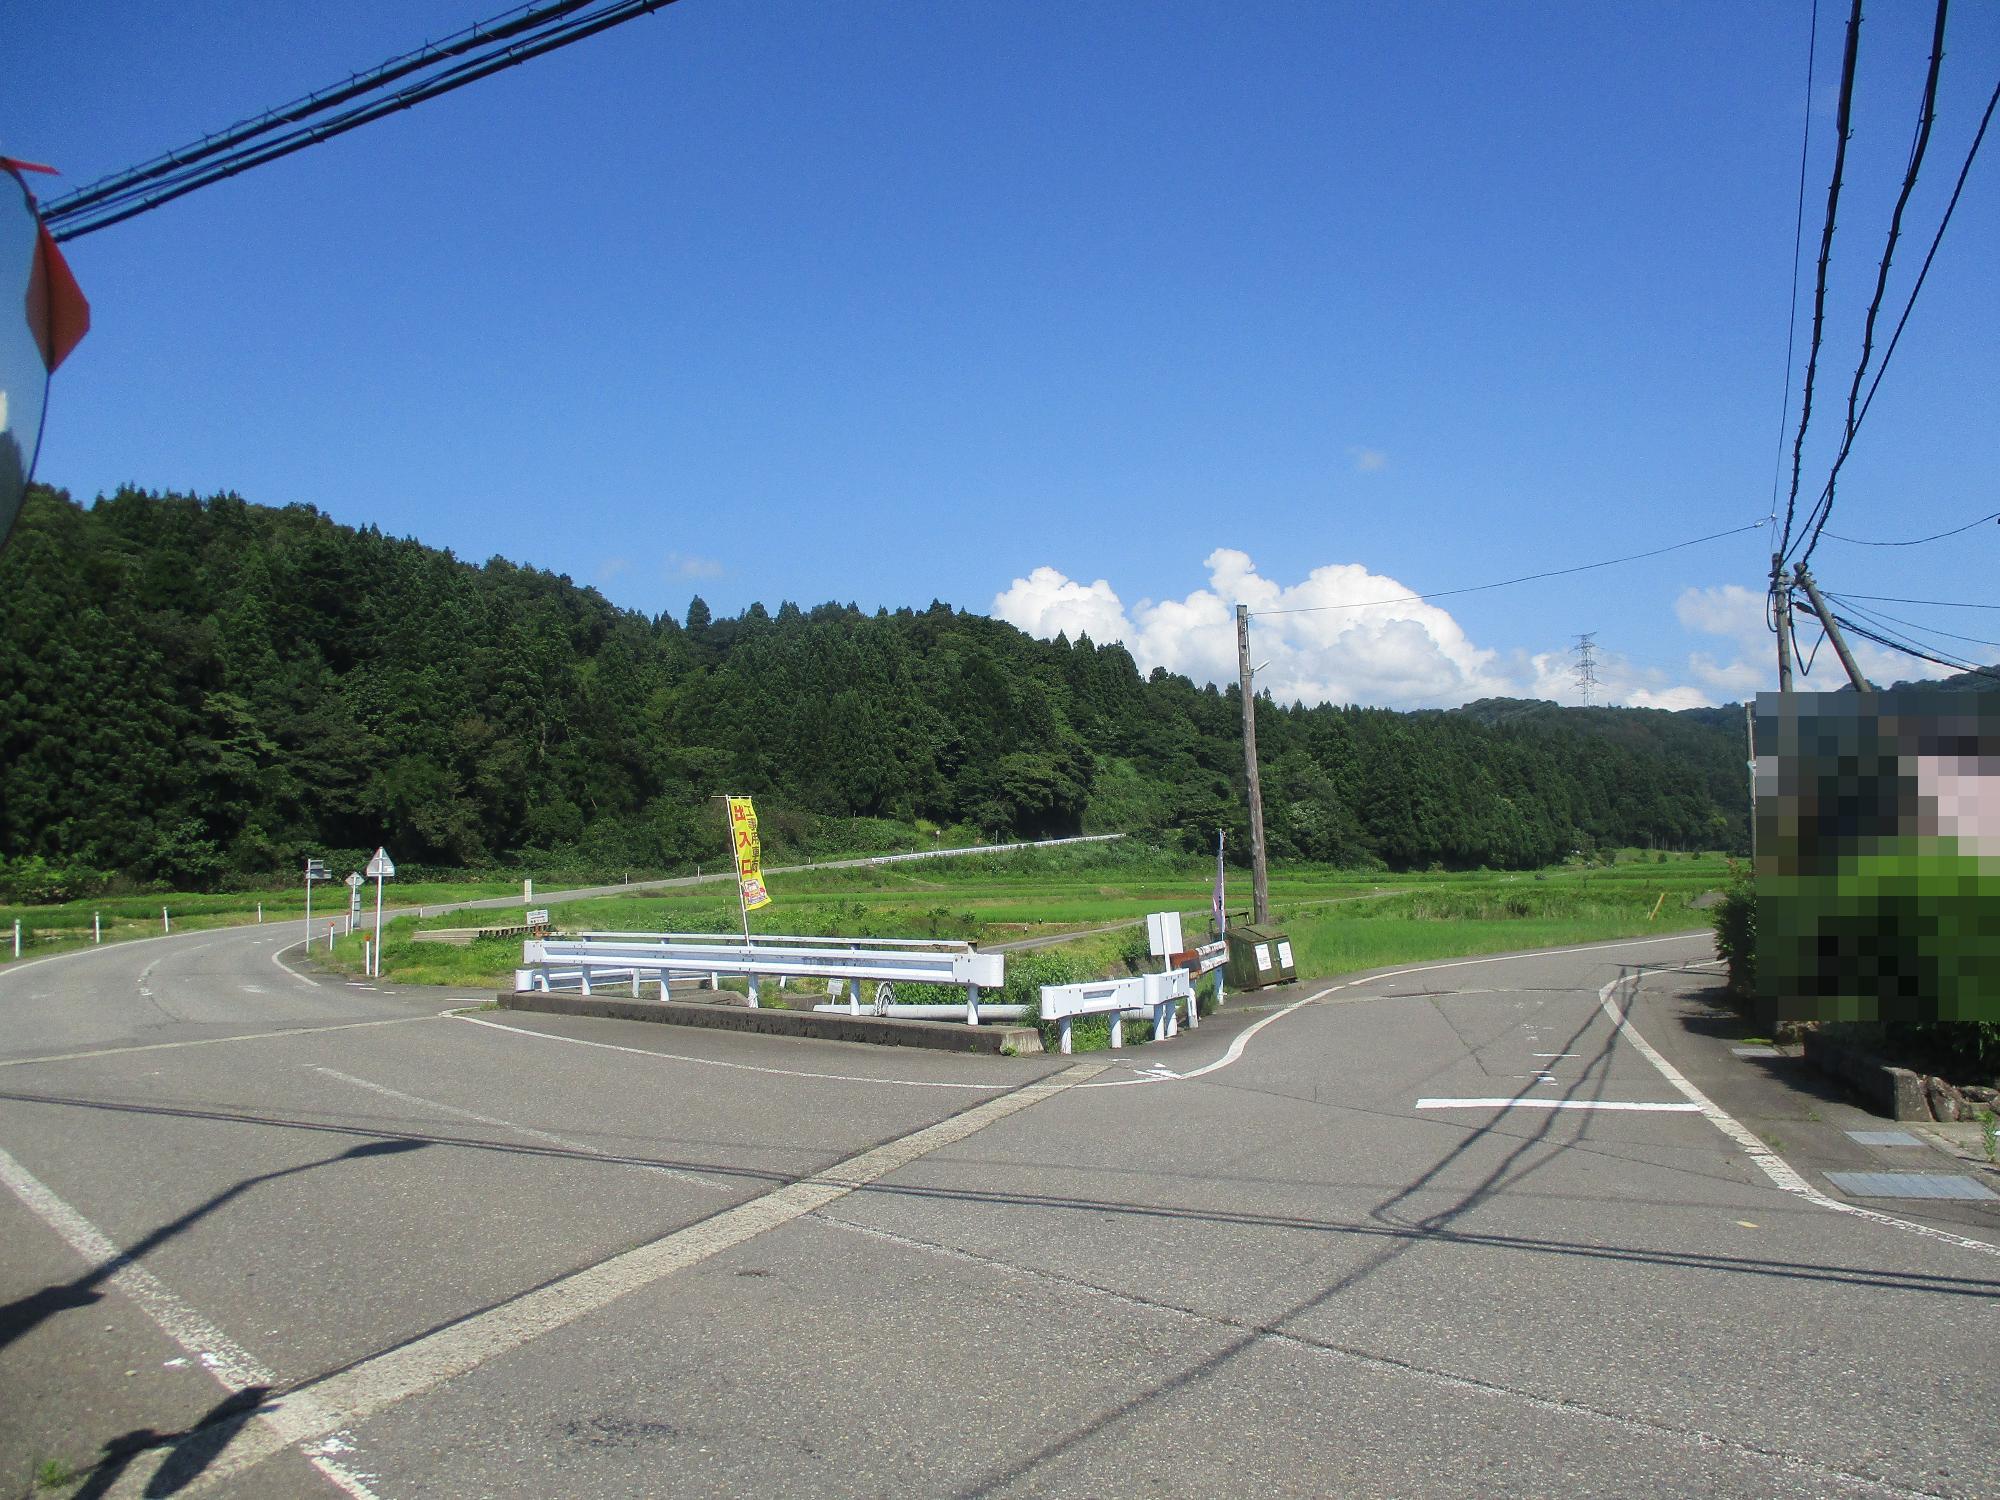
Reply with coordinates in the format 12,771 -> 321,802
319,842 -> 1728,1008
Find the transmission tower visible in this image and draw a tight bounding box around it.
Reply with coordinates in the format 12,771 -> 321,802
1573,633 -> 1599,707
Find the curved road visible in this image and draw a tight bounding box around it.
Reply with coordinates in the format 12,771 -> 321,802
3,916 -> 1996,1498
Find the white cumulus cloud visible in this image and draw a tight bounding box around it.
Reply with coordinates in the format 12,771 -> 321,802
995,550 -> 1515,709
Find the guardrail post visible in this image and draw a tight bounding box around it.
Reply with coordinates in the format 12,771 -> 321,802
1059,1016 -> 1073,1055
1109,1009 -> 1123,1049
579,970 -> 592,996
965,984 -> 980,1026
747,975 -> 760,1008
846,978 -> 860,1016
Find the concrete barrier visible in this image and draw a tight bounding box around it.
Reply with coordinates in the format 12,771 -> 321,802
497,991 -> 1042,1055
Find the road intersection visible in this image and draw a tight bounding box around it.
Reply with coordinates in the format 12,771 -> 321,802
3,912 -> 1995,1497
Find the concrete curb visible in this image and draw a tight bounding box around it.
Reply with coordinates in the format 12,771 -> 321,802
1802,1028 -> 1931,1120
497,991 -> 1044,1055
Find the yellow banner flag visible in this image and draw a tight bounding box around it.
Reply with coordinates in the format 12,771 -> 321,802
726,796 -> 772,912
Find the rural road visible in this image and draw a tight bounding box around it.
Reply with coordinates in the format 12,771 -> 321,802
3,914 -> 1996,1497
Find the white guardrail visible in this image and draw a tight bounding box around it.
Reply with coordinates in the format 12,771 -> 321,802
517,931 -> 1006,1024
1039,969 -> 1195,1055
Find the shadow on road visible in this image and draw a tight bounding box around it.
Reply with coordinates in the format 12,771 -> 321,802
0,1138 -> 426,1356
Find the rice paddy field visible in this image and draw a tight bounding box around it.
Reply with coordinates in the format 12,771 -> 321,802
357,843 -> 1731,993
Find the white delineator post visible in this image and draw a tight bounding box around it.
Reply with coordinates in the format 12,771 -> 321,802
93,913 -> 101,944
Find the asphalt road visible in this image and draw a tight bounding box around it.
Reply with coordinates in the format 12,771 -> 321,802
2,914 -> 1996,1498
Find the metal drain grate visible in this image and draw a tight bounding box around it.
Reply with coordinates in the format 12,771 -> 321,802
1845,1130 -> 1923,1147
1824,1171 -> 1996,1201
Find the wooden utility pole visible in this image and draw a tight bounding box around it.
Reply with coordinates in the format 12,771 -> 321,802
1793,565 -> 1872,695
1236,604 -> 1270,925
1772,555 -> 1794,693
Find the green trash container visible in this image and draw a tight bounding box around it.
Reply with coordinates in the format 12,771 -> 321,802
1224,924 -> 1297,990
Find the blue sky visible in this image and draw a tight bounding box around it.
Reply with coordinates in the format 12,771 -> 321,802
10,2 -> 1997,708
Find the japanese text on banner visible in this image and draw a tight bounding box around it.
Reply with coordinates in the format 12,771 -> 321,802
727,796 -> 772,912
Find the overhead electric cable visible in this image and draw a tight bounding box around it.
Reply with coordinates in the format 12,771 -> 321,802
1778,0 -> 1866,560
1830,612 -> 2000,681
42,0 -> 683,241
1821,508 -> 1999,546
1796,68 -> 2000,567
1792,0 -> 1952,565
42,1 -> 600,221
1825,593 -> 2000,650
1768,0 -> 1822,555
1834,592 -> 2000,611
1248,519 -> 1767,618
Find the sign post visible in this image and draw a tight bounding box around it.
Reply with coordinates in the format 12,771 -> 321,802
303,857 -> 329,949
364,847 -> 395,977
346,871 -> 363,929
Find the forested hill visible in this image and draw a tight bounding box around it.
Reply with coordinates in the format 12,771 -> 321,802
2,487 -> 1749,890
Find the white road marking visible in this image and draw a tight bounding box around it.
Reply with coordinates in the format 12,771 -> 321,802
1532,1053 -> 1579,1059
1417,1097 -> 1703,1113
449,1012 -> 1009,1091
308,1066 -> 734,1194
1086,931 -> 1715,1089
0,1143 -> 383,1499
0,1015 -> 436,1071
113,1061 -> 1112,1493
1599,971 -> 2000,1259
271,938 -> 322,991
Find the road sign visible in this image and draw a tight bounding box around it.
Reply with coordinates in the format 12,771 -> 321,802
526,908 -> 550,928
365,847 -> 396,879
305,860 -> 330,882
346,872 -> 363,890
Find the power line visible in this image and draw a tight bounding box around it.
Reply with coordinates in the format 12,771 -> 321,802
1247,520 -> 1768,619
1833,591 -> 2000,611
1778,0 -> 1866,561
1792,0 -> 1944,568
1825,593 -> 2000,651
42,0 -> 683,241
1796,66 -> 2000,567
42,1 -> 601,222
1829,610 -> 2000,681
1768,0 -> 1821,557
1821,508 -> 1999,546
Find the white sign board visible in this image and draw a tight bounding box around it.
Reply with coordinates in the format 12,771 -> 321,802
526,908 -> 551,927
365,847 -> 396,879
1145,910 -> 1184,959
1277,940 -> 1294,970
1253,943 -> 1272,972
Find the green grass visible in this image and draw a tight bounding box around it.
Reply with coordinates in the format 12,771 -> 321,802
347,846 -> 1729,998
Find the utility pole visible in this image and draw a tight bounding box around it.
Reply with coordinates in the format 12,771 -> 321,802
1573,633 -> 1599,707
1771,555 -> 1794,693
1235,604 -> 1270,925
1745,701 -> 1757,863
1792,565 -> 1872,695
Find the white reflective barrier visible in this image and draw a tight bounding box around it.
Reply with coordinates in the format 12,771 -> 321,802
519,933 -> 1004,1023
1039,969 -> 1194,1055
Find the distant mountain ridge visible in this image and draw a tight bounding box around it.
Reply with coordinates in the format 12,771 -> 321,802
2,487 -> 1752,888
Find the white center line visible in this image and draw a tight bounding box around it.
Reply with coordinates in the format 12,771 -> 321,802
0,1015 -> 437,1071
308,1065 -> 735,1194
1416,1097 -> 1703,1113
107,1059 -> 1113,1494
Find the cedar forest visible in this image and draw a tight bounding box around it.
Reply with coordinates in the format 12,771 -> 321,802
2,486 -> 1753,895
